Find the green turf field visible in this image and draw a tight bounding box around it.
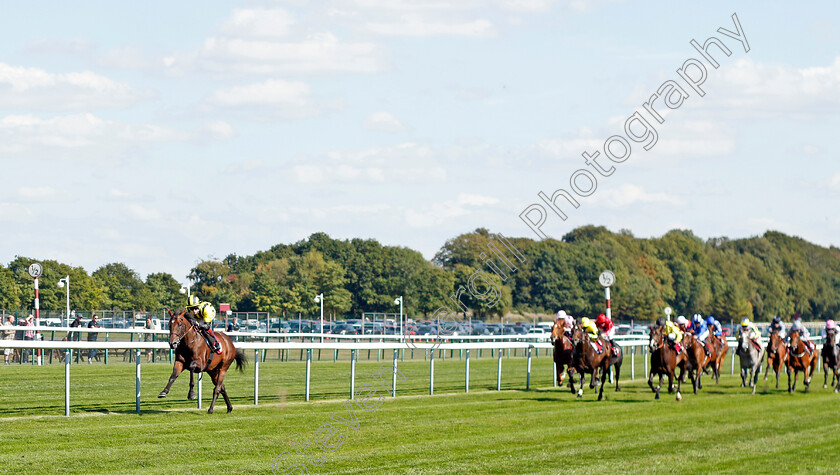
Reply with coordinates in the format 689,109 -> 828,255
1,352 -> 838,474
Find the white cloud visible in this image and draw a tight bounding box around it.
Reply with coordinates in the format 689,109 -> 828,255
221,8 -> 296,38
123,204 -> 161,221
404,193 -> 500,228
0,62 -> 141,110
689,57 -> 840,118
457,193 -> 499,206
291,142 -> 447,184
0,203 -> 33,222
590,184 -> 682,208
208,79 -> 333,119
201,120 -> 236,140
0,113 -> 186,157
363,111 -> 405,132
831,173 -> 840,191
171,33 -> 386,75
365,18 -> 494,37
17,186 -> 60,201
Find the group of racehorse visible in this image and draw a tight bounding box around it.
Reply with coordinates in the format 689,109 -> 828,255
551,321 -> 623,401
553,319 -> 840,401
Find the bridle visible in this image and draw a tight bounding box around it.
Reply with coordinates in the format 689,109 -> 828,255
170,314 -> 197,348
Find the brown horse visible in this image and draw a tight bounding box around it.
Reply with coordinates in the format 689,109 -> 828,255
157,309 -> 247,413
786,330 -> 818,393
682,333 -> 712,394
821,329 -> 840,391
707,334 -> 727,384
551,322 -> 575,388
569,325 -> 610,401
763,331 -> 787,389
647,325 -> 687,400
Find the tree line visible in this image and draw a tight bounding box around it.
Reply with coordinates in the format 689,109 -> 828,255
0,227 -> 838,322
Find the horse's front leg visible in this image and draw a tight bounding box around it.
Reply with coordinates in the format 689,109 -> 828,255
158,360 -> 185,398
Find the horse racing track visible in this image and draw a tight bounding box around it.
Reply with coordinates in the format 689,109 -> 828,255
1,357 -> 839,474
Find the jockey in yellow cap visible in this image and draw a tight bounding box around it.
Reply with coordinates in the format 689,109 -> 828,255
664,319 -> 684,353
580,317 -> 603,353
739,318 -> 761,352
186,296 -> 222,354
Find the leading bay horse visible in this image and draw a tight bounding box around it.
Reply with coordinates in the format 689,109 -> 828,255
569,325 -> 610,400
787,329 -> 818,393
647,325 -> 687,400
158,309 -> 247,413
551,321 -> 576,389
763,331 -> 787,389
822,328 -> 840,391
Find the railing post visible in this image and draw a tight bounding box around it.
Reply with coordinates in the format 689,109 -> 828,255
526,346 -> 532,391
305,348 -> 312,402
553,360 -> 558,388
351,349 -> 356,400
731,345 -> 735,375
631,345 -> 635,381
197,372 -> 203,410
392,349 -> 398,397
497,348 -> 503,391
104,332 -> 109,365
429,348 -> 435,395
136,349 -> 141,414
64,348 -> 70,417
465,349 -> 470,393
254,349 -> 260,405
644,345 -> 648,377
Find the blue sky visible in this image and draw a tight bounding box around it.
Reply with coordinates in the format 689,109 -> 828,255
1,1 -> 838,283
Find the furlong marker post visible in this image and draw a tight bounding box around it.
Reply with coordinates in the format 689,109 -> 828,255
497,349 -> 503,391
429,348 -> 435,395
351,349 -> 356,400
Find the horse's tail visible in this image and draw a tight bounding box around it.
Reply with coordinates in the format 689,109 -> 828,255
234,349 -> 248,373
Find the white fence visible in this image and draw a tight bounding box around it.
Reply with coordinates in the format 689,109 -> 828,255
0,326 -> 828,417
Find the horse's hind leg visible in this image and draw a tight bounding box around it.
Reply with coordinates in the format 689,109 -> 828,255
207,369 -> 228,414
614,362 -> 622,392
824,362 -> 829,388
187,371 -> 196,400
158,360 -> 185,398
220,383 -> 233,413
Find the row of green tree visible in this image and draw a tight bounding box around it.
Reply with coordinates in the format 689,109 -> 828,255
1,227 -> 838,322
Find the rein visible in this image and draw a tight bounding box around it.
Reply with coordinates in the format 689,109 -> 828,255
171,317 -> 198,347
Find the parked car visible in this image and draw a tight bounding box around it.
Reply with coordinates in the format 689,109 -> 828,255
528,327 -> 547,335
331,324 -> 359,335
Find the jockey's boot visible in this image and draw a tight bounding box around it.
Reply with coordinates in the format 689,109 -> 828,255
207,328 -> 223,354
675,343 -> 683,354
702,342 -> 710,357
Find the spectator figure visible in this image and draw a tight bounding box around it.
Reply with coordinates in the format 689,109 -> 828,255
227,316 -> 240,332
22,315 -> 35,363
3,315 -> 15,365
87,314 -> 101,363
144,316 -> 154,362
69,314 -> 83,342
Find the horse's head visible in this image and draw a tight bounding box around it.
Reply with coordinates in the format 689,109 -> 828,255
569,324 -> 584,346
788,329 -> 802,350
768,331 -> 782,354
551,321 -> 563,343
167,308 -> 194,349
649,325 -> 663,352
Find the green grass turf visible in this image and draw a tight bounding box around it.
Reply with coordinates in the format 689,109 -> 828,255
1,352 -> 838,474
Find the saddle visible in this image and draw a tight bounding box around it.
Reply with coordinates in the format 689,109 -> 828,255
611,345 -> 620,357
589,340 -> 603,354
750,340 -> 762,352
